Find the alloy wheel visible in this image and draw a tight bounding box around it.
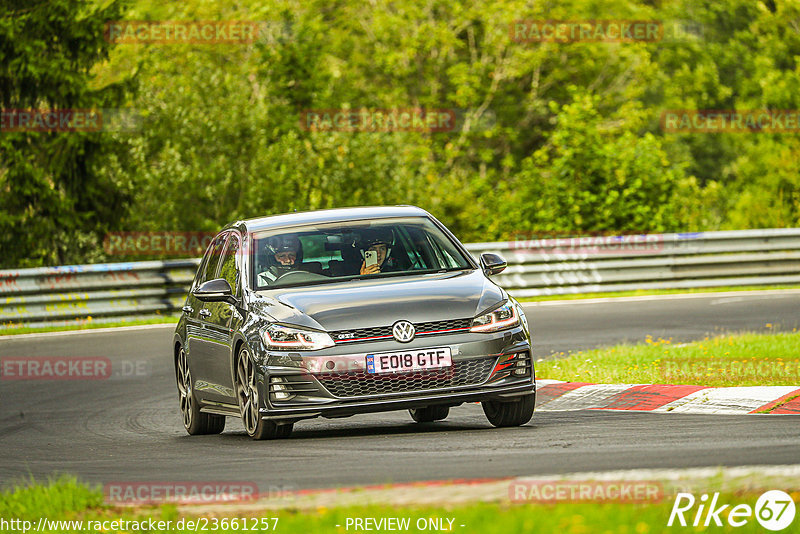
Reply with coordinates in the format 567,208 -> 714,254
177,347 -> 193,429
237,349 -> 259,435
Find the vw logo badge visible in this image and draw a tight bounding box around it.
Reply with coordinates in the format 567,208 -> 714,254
392,320 -> 415,343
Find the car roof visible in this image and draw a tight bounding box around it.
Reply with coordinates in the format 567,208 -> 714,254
231,205 -> 432,233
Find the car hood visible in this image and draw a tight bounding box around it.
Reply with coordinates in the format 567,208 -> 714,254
250,269 -> 504,332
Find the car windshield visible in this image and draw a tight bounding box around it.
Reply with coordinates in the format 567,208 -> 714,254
251,216 -> 473,289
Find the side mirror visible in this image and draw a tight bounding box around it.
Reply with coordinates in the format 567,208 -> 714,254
480,253 -> 507,276
193,278 -> 236,305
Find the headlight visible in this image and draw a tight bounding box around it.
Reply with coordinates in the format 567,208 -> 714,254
470,302 -> 519,333
262,324 -> 335,351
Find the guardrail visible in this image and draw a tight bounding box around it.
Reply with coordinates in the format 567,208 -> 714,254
465,228 -> 800,297
0,260 -> 201,328
2,228 -> 799,328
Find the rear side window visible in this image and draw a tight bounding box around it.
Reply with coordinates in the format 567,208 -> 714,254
197,233 -> 228,286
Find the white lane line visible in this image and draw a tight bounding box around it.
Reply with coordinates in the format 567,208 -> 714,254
710,296 -> 744,305
521,288 -> 800,307
0,323 -> 177,341
537,383 -> 636,411
654,386 -> 800,414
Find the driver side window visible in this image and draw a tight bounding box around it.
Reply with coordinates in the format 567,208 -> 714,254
196,233 -> 228,288
218,234 -> 241,297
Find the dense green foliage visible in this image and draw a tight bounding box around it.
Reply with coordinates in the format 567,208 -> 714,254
0,0 -> 134,267
2,0 -> 800,267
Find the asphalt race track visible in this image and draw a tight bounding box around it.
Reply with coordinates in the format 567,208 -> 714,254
1,291 -> 798,491
527,289 -> 800,357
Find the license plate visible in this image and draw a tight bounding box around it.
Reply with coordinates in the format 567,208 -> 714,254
366,347 -> 452,374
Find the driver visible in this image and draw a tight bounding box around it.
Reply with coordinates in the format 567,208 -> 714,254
258,235 -> 302,285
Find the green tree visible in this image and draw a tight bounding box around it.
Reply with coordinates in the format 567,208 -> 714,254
510,91 -> 688,234
0,0 -> 135,267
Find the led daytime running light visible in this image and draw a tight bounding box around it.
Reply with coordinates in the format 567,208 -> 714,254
470,303 -> 519,332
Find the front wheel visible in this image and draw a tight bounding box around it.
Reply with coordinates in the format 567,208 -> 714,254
236,348 -> 293,440
482,393 -> 535,427
409,405 -> 449,423
176,346 -> 225,435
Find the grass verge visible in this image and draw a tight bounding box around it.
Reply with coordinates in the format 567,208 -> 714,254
0,477 -> 791,534
0,315 -> 180,336
536,331 -> 800,387
516,284 -> 800,302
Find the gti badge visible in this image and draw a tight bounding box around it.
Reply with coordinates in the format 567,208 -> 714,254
392,320 -> 415,343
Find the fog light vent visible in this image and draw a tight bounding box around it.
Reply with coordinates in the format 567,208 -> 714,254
513,352 -> 531,377
269,376 -> 295,401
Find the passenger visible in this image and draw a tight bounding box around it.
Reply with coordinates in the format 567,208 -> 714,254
258,235 -> 302,285
359,229 -> 400,275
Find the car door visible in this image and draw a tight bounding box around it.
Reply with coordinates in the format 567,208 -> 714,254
186,232 -> 229,400
194,232 -> 243,403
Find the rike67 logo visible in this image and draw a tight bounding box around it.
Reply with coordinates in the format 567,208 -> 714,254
668,490 -> 796,531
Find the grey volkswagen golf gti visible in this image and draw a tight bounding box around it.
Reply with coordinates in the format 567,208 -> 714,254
173,206 -> 534,439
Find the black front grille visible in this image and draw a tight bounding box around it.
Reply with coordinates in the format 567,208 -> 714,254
332,325 -> 393,341
417,318 -> 472,333
314,357 -> 495,398
331,318 -> 472,344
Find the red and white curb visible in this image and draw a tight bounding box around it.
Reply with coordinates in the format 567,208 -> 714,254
535,380 -> 800,414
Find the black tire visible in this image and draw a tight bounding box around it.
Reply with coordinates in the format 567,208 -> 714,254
249,419 -> 292,440
482,393 -> 535,427
176,346 -> 225,435
236,347 -> 292,440
276,423 -> 294,439
409,405 -> 450,423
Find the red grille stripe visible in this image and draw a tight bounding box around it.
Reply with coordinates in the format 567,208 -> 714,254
335,327 -> 471,343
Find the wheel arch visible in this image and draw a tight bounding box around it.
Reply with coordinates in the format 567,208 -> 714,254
173,334 -> 184,381
231,333 -> 249,386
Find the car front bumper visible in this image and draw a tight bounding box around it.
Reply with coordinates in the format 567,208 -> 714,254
260,380 -> 534,420
255,326 -> 534,421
